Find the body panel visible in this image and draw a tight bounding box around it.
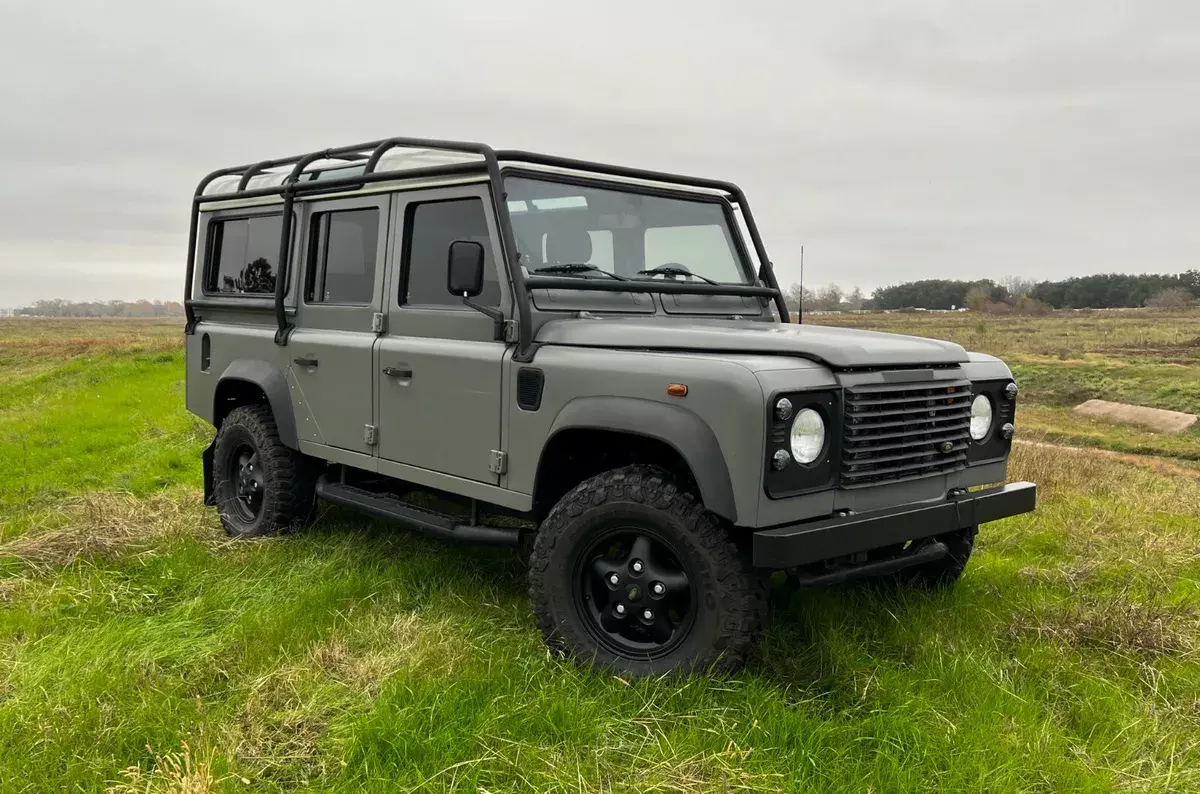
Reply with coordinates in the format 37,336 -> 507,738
535,316 -> 969,368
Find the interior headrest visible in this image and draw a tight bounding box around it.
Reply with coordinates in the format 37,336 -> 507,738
544,228 -> 593,264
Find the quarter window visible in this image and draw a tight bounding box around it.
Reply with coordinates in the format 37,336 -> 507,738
206,214 -> 285,295
403,198 -> 499,306
305,208 -> 379,304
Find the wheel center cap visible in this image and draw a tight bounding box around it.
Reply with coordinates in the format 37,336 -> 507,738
626,585 -> 641,601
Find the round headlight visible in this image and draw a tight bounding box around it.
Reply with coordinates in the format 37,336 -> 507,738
969,394 -> 993,441
790,408 -> 826,464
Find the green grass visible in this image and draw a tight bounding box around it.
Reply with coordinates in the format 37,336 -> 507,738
1,317 -> 1200,792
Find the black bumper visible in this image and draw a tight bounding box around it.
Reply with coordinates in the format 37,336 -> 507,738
752,481 -> 1036,569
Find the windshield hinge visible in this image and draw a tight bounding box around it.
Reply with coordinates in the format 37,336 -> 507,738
503,320 -> 518,343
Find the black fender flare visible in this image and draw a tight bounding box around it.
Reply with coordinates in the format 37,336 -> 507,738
214,359 -> 298,449
544,396 -> 738,523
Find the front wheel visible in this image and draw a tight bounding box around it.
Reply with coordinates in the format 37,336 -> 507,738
528,465 -> 764,677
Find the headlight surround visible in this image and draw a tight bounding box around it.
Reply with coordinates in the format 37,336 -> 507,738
790,408 -> 826,464
969,394 -> 994,441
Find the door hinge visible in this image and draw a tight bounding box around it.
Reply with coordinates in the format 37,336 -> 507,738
364,424 -> 378,446
488,449 -> 507,474
503,320 -> 518,343
372,312 -> 385,333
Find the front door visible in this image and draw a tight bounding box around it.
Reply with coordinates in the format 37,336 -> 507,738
376,185 -> 508,483
287,194 -> 390,455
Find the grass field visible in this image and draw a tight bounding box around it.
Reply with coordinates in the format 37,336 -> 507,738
1,313 -> 1199,792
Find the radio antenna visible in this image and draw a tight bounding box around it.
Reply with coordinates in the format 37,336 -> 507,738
798,244 -> 804,322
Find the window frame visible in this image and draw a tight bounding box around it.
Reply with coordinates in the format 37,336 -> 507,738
302,206 -> 383,307
500,168 -> 761,286
398,195 -> 501,310
201,207 -> 297,299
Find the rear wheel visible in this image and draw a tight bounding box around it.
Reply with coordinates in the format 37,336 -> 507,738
211,405 -> 317,538
528,465 -> 764,676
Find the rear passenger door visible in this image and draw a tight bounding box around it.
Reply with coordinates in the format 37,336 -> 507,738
288,195 -> 389,455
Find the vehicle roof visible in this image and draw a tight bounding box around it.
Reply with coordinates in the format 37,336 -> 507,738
199,144 -> 734,209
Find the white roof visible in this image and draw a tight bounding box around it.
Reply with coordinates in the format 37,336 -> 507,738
202,147 -> 485,197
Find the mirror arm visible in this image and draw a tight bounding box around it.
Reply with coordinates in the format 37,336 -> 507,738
462,293 -> 506,341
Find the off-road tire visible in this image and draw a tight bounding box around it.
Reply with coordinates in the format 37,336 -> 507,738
528,465 -> 765,676
211,405 -> 318,538
893,526 -> 977,588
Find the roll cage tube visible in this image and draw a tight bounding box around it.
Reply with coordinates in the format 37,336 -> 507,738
183,138 -> 791,351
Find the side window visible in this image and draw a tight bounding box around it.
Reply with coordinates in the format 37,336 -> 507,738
305,208 -> 379,304
205,214 -> 285,295
403,198 -> 499,307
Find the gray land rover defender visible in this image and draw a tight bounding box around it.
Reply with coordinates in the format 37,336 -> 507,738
184,136 -> 1036,675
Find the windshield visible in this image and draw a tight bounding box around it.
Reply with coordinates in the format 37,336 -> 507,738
504,176 -> 752,285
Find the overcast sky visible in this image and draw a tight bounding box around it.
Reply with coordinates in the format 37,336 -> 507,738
1,0 -> 1197,306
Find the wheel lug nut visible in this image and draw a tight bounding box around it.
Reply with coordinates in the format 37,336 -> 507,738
643,609 -> 654,621
615,603 -> 626,615
652,582 -> 665,595
608,573 -> 620,586
631,560 -> 643,573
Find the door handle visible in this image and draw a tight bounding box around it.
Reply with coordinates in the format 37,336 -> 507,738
382,367 -> 412,379
293,356 -> 319,368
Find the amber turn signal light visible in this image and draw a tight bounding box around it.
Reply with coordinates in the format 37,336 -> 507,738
666,383 -> 688,397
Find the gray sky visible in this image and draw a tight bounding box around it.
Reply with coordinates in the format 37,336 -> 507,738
1,0 -> 1197,306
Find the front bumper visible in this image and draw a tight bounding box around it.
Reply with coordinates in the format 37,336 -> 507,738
752,481 -> 1036,569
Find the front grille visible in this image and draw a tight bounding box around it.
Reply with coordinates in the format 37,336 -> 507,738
841,379 -> 972,488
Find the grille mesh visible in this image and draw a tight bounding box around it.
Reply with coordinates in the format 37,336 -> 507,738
841,380 -> 972,488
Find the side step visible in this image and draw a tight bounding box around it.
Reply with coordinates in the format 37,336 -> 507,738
791,541 -> 949,588
315,477 -> 520,547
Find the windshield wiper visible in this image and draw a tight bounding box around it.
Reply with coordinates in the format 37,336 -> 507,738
534,264 -> 628,281
636,265 -> 721,285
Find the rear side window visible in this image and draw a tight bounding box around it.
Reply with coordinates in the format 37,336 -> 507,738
205,214 -> 284,295
403,198 -> 499,307
305,209 -> 379,304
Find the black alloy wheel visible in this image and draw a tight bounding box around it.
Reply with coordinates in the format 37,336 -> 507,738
227,443 -> 264,523
575,528 -> 695,660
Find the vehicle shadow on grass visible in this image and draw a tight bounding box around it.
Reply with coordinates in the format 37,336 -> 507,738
303,504 -> 530,593
747,575 -> 985,693
301,505 -> 979,695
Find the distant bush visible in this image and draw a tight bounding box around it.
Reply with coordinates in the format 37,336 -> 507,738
1144,287 -> 1196,309
1015,296 -> 1053,316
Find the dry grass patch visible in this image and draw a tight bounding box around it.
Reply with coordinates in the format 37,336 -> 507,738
0,489 -> 213,571
1009,594 -> 1200,658
107,741 -> 228,794
1010,436 -> 1200,512
232,671 -> 333,786
310,611 -> 474,693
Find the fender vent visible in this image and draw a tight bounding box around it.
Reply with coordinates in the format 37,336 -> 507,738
516,367 -> 544,411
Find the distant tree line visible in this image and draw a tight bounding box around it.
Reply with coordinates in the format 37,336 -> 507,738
853,270 -> 1199,312
14,299 -> 184,317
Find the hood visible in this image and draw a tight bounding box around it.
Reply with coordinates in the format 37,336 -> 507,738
534,317 -> 968,369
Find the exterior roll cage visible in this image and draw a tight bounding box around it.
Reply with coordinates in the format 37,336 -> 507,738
184,136 -> 792,357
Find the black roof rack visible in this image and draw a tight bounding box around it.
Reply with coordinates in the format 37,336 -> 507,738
184,137 -> 790,358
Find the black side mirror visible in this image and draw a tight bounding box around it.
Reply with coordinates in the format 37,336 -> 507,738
447,240 -> 485,298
